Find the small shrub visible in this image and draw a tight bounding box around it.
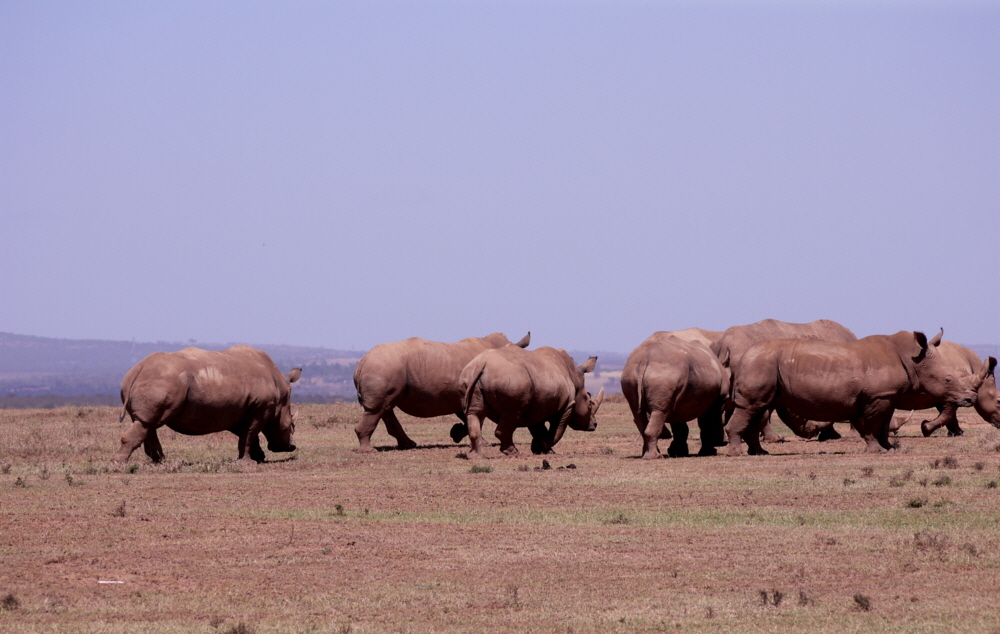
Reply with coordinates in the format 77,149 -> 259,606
470,465 -> 492,474
334,504 -> 345,516
1,593 -> 20,610
599,446 -> 614,455
759,589 -> 784,606
605,513 -> 629,525
986,480 -> 998,489
0,462 -> 11,474
39,466 -> 50,480
932,476 -> 951,487
861,466 -> 874,477
918,478 -> 928,487
797,590 -> 812,606
930,458 -> 940,469
942,456 -> 959,469
931,499 -> 952,508
704,606 -> 714,619
807,472 -> 817,481
853,593 -> 871,612
517,464 -> 530,472
209,616 -> 225,628
13,477 -> 26,488
454,452 -> 468,460
914,531 -> 948,553
906,498 -> 927,508
224,623 -> 256,634
973,461 -> 985,471
111,500 -> 126,518
960,543 -> 980,557
843,478 -> 855,486
127,464 -> 139,474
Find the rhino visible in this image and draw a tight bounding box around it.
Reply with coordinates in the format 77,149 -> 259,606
352,332 -> 530,452
725,330 -> 990,456
621,335 -> 730,459
886,340 -> 999,436
712,319 -> 858,442
459,346 -> 604,458
115,346 -> 301,463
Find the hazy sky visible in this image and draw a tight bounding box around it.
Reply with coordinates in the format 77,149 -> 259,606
2,2 -> 997,352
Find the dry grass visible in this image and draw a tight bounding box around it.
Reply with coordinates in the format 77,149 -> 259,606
1,403 -> 999,633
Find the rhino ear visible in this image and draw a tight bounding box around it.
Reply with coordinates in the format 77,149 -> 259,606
578,356 -> 597,374
286,368 -> 302,384
721,349 -> 731,368
929,328 -> 943,347
515,331 -> 530,348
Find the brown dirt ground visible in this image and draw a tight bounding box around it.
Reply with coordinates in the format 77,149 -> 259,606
1,400 -> 999,633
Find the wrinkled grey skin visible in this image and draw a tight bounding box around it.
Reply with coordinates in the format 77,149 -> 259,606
725,331 -> 986,456
352,332 -> 530,452
621,335 -> 730,459
712,319 -> 858,443
115,346 -> 301,463
885,341 -> 999,437
460,346 -> 603,458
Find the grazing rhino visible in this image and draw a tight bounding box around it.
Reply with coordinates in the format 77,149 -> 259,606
352,332 -> 530,452
621,335 -> 730,459
887,341 -> 999,436
460,346 -> 603,458
712,319 -> 858,443
725,330 -> 987,456
115,346 -> 301,463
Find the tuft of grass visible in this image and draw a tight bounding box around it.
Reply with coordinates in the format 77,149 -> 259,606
797,590 -> 812,606
1,593 -> 20,610
914,531 -> 948,553
0,462 -> 11,474
842,478 -> 855,486
469,464 -> 492,474
960,543 -> 980,557
861,466 -> 874,477
127,463 -> 140,474
223,623 -> 256,634
13,476 -> 26,488
853,593 -> 872,612
931,499 -> 951,508
605,512 -> 630,525
973,461 -> 985,471
111,500 -> 126,517
906,498 -> 928,508
759,589 -> 784,607
454,452 -> 468,460
932,475 -> 952,487
599,446 -> 614,455
987,480 -> 998,489
941,456 -> 959,469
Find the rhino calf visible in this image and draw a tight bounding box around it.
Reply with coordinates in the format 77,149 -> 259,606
621,336 -> 730,459
115,346 -> 301,463
725,331 -> 987,456
459,346 -> 603,458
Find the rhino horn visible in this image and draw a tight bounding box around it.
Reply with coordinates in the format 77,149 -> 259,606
592,388 -> 605,413
514,332 -> 531,348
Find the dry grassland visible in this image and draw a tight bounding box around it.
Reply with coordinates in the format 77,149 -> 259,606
1,400 -> 999,633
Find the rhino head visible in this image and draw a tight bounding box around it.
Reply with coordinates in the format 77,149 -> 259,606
903,330 -> 979,409
546,357 -> 604,449
262,368 -> 302,453
973,358 -> 999,427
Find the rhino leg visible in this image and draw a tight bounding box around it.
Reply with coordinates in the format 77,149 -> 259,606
920,404 -> 963,437
466,412 -> 488,458
450,413 -> 469,444
247,434 -> 266,463
142,428 -> 165,463
641,410 -> 666,459
495,420 -> 519,456
114,420 -> 155,463
726,407 -> 769,456
529,423 -> 552,455
696,398 -> 725,455
354,409 -> 383,453
858,403 -> 895,453
760,411 -> 785,443
666,420 -> 690,458
383,410 -> 418,450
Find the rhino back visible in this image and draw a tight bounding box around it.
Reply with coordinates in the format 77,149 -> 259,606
476,346 -> 576,423
626,338 -> 723,421
714,319 -> 857,366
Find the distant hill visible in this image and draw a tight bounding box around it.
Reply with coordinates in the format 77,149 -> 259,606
0,332 -> 363,407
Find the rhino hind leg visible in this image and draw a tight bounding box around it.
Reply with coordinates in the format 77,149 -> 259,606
726,407 -> 769,456
142,428 -> 165,463
383,410 -> 418,450
666,420 -> 690,458
696,398 -> 725,455
354,409 -> 383,452
114,420 -> 155,463
529,423 -> 552,455
640,410 -> 667,459
450,413 -> 470,443
495,418 -> 519,456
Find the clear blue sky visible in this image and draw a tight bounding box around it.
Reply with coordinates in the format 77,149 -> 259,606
2,2 -> 997,352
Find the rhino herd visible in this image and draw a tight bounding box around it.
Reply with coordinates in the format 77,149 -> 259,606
113,320 -> 998,464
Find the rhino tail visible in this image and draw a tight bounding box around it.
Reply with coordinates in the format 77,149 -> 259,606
352,355 -> 369,405
119,366 -> 143,423
462,357 -> 488,416
635,359 -> 649,419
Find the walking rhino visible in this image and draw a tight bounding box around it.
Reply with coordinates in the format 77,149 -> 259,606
352,332 -> 530,452
725,330 -> 990,456
115,346 -> 301,463
621,334 -> 729,458
459,346 -> 604,458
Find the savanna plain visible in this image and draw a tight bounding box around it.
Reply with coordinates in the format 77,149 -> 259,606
2,400 -> 999,634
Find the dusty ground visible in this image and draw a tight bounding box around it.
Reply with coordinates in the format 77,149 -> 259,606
1,400 -> 999,633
